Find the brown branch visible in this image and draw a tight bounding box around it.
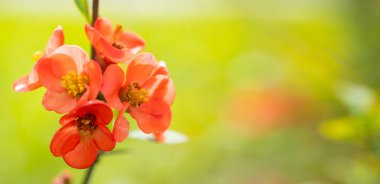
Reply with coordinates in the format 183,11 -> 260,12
91,0 -> 99,60
83,1 -> 101,184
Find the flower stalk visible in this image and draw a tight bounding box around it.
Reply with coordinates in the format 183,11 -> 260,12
83,1 -> 100,184
91,0 -> 99,60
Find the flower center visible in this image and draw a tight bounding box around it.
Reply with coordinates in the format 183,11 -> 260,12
61,71 -> 88,98
119,82 -> 149,107
77,114 -> 96,136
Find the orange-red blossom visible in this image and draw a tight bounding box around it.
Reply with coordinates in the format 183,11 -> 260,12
51,100 -> 115,169
13,16 -> 175,169
37,45 -> 102,114
101,53 -> 175,142
85,17 -> 145,65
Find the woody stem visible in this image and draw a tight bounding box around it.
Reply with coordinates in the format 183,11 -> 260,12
91,0 -> 99,60
82,1 -> 100,183
90,0 -> 106,71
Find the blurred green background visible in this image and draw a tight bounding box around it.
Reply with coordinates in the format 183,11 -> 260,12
3,0 -> 380,183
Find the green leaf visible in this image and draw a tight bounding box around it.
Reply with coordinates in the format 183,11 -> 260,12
74,0 -> 90,22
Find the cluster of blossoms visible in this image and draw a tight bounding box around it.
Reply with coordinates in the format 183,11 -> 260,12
13,17 -> 175,169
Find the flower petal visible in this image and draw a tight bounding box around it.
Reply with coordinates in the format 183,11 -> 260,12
154,61 -> 170,76
93,17 -> 113,42
53,45 -> 89,72
75,86 -> 90,111
130,108 -> 172,134
139,75 -> 175,115
13,75 -> 30,92
101,64 -> 124,110
118,31 -> 145,54
14,75 -> 41,92
60,133 -> 81,156
85,24 -> 124,59
98,37 -> 126,60
62,136 -> 98,169
37,57 -> 64,91
162,78 -> 175,106
46,25 -> 64,55
113,104 -> 130,142
125,53 -> 157,85
50,121 -> 80,157
75,100 -> 113,125
84,61 -> 102,100
42,90 -> 76,114
59,114 -> 76,125
38,53 -> 78,91
92,124 -> 116,151
14,63 -> 42,92
51,54 -> 78,77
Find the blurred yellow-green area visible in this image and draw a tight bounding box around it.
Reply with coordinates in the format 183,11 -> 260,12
4,0 -> 380,183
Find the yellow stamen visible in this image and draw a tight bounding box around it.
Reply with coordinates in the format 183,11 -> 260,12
61,71 -> 88,98
32,51 -> 44,62
120,82 -> 149,107
112,24 -> 124,49
112,24 -> 123,42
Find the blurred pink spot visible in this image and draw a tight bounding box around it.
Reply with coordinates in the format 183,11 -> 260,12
225,87 -> 312,135
52,170 -> 72,184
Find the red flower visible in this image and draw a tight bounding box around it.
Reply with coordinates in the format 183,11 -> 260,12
101,53 -> 175,142
37,45 -> 102,114
13,26 -> 64,92
85,17 -> 144,65
51,100 -> 115,169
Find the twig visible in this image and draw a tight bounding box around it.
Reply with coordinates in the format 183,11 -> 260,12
83,1 -> 101,184
91,0 -> 99,60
